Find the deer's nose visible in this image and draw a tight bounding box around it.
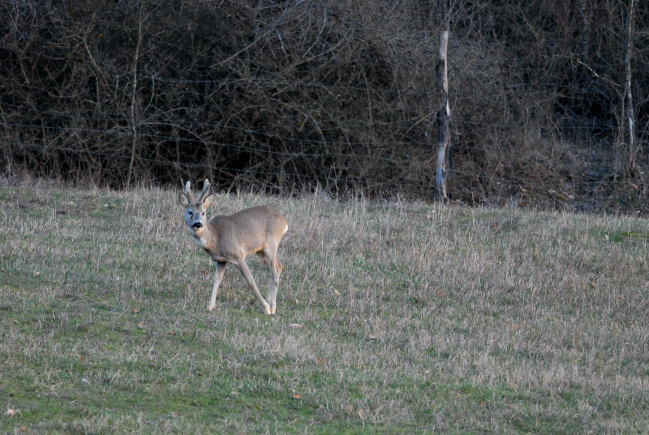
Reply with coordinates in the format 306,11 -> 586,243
192,222 -> 203,229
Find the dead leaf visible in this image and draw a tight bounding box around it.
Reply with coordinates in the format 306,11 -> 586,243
289,323 -> 302,329
5,409 -> 18,417
293,394 -> 302,400
334,289 -> 341,296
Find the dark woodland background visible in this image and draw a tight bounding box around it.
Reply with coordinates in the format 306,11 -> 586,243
1,0 -> 648,213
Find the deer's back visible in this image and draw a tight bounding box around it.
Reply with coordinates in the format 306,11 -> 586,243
208,205 -> 287,254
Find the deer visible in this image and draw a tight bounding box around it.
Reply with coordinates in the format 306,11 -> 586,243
179,179 -> 288,315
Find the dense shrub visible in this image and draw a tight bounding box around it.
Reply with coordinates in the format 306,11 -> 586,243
1,0 -> 647,210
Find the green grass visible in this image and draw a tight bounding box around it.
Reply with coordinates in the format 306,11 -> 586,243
1,182 -> 649,433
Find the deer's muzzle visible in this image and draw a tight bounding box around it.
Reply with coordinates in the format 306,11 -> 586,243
192,222 -> 203,229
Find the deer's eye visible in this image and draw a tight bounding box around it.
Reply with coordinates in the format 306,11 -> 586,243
188,211 -> 193,217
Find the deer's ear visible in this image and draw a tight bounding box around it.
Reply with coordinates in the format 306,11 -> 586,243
179,192 -> 191,207
202,192 -> 215,208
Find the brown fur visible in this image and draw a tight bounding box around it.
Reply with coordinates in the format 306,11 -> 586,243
179,180 -> 288,314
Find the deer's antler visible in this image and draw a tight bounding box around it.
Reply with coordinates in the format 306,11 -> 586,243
198,179 -> 211,203
182,180 -> 195,204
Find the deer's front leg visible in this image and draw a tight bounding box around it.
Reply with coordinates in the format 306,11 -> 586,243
208,261 -> 227,311
234,259 -> 272,315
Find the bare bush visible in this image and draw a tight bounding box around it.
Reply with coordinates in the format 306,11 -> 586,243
0,0 -> 647,210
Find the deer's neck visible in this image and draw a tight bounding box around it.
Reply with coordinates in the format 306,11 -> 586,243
190,225 -> 215,252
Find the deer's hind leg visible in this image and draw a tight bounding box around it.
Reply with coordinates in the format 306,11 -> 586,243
262,244 -> 282,314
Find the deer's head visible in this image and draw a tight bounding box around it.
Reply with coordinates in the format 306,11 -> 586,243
179,179 -> 215,233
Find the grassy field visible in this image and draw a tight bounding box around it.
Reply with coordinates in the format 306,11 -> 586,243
1,181 -> 649,434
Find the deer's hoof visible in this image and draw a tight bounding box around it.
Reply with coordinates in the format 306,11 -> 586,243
208,304 -> 216,311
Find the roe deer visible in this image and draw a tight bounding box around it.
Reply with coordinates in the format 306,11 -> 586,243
179,179 -> 288,314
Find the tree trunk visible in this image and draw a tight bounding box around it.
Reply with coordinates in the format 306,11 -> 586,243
436,30 -> 450,201
623,0 -> 636,175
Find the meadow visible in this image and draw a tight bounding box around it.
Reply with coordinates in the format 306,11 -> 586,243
1,181 -> 649,433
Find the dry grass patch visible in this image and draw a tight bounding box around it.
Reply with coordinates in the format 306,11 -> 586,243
1,183 -> 649,433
